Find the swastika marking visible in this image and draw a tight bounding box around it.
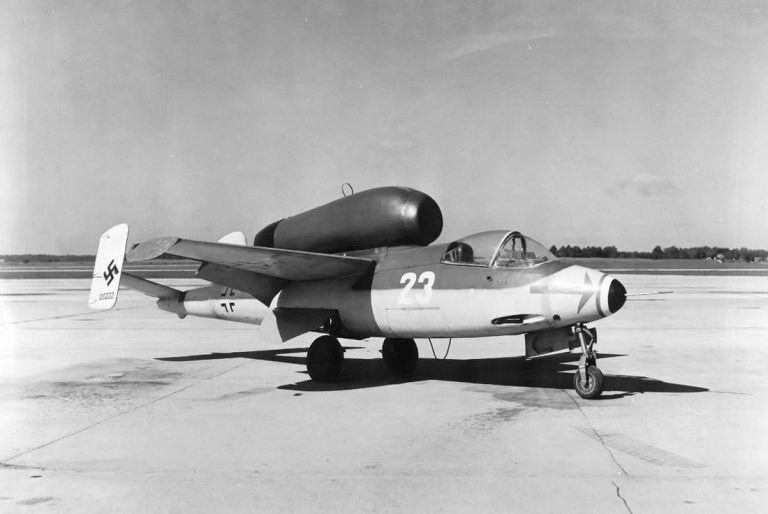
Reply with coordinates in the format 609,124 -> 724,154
103,259 -> 120,286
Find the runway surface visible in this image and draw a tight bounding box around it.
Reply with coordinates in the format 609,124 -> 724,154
1,275 -> 766,512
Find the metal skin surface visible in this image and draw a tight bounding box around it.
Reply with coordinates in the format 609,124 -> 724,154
276,245 -> 623,339
253,186 -> 443,253
158,284 -> 269,324
90,188 -> 626,353
134,233 -> 624,341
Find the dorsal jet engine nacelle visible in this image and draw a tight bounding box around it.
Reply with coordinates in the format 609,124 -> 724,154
253,186 -> 443,254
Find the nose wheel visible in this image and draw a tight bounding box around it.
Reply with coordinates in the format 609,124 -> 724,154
572,324 -> 604,399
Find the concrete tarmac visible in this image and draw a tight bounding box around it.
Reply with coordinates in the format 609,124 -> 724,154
1,275 -> 766,513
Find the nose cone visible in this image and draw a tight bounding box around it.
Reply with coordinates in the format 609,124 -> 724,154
608,278 -> 627,313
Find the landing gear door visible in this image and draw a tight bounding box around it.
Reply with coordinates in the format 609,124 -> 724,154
525,327 -> 582,358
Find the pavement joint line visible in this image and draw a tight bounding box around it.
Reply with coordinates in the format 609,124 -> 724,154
563,389 -> 630,477
0,307 -> 140,327
612,480 -> 633,514
0,362 -> 247,465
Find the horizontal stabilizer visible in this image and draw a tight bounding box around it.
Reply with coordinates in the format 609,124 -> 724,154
127,237 -> 374,282
121,273 -> 182,299
128,237 -> 179,261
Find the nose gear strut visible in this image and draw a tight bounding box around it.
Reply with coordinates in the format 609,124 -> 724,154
572,323 -> 604,399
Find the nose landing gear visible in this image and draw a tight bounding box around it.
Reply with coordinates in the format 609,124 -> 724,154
572,323 -> 604,399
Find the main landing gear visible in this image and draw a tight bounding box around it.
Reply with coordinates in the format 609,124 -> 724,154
382,338 -> 419,377
572,323 -> 604,399
306,335 -> 344,382
306,336 -> 420,382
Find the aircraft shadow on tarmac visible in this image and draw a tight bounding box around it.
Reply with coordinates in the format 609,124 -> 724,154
158,348 -> 709,398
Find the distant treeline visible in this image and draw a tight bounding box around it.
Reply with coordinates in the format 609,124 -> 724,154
1,254 -> 96,263
549,245 -> 768,261
3,245 -> 768,263
0,253 -> 183,263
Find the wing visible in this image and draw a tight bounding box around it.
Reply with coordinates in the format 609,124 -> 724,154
127,237 -> 375,282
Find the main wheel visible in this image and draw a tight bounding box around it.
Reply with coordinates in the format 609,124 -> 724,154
307,336 -> 343,382
382,338 -> 418,377
573,366 -> 604,399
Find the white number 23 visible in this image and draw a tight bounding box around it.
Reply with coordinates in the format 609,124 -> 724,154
398,271 -> 436,306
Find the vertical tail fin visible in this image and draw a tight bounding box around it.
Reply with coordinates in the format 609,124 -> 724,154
88,223 -> 129,310
217,231 -> 247,245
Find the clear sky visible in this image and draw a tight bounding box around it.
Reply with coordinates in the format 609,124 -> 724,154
2,0 -> 767,254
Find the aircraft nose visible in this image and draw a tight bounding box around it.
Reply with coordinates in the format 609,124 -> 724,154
607,278 -> 627,313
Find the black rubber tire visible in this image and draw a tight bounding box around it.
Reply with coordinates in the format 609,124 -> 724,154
382,338 -> 419,377
573,366 -> 604,399
306,336 -> 343,382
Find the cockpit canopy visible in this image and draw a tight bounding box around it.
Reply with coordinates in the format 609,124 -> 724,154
441,230 -> 556,268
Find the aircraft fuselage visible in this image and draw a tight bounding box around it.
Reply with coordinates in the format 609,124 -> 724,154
274,243 -> 624,339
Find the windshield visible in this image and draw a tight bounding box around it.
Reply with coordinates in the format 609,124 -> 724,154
441,230 -> 556,268
492,232 -> 555,268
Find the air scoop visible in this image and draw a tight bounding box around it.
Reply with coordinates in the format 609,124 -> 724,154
607,278 -> 627,313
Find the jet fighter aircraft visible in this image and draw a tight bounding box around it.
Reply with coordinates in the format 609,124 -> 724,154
89,186 -> 626,399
